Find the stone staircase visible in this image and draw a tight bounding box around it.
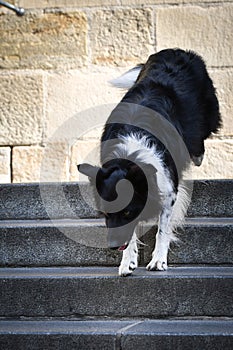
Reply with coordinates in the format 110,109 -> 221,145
0,180 -> 233,349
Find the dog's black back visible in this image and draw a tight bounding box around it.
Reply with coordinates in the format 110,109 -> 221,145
102,49 -> 221,171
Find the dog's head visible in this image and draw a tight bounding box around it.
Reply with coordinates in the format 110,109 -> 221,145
78,159 -> 161,250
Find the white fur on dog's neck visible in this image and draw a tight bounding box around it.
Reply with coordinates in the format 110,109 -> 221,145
113,133 -> 174,196
112,133 -> 191,229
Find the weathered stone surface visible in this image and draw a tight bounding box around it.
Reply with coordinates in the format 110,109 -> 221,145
0,74 -> 44,145
0,219 -> 121,267
0,147 -> 11,183
0,182 -> 98,220
189,139 -> 233,180
45,67 -> 124,142
210,69 -> 233,136
71,140 -> 100,181
18,0 -> 228,8
0,180 -> 233,219
72,138 -> 233,181
0,11 -> 87,69
12,146 -> 44,183
0,218 -> 232,267
0,266 -> 232,317
122,319 -> 233,350
12,144 -> 70,183
40,141 -> 70,182
156,5 -> 233,67
142,218 -> 233,265
188,180 -> 233,217
1,319 -> 233,350
90,9 -> 154,65
18,0 -> 120,7
0,180 -> 232,220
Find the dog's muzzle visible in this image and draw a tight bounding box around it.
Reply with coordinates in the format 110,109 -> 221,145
107,225 -> 135,251
110,242 -> 129,251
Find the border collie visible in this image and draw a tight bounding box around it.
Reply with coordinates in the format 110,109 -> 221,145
78,48 -> 221,276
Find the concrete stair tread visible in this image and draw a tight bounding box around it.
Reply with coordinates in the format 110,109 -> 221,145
0,218 -> 105,228
1,265 -> 233,278
1,318 -> 233,350
1,318 -> 233,335
1,217 -> 232,267
0,180 -> 232,219
0,216 -> 233,227
1,266 -> 232,318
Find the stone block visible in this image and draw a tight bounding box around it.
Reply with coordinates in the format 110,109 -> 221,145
142,220 -> 233,265
188,180 -> 233,217
90,8 -> 154,65
1,218 -> 232,267
80,127 -> 103,140
70,140 -> 100,181
0,220 -> 121,267
189,139 -> 233,180
0,182 -> 98,220
17,0 -> 226,8
45,67 -> 125,142
12,144 -> 69,183
156,5 -> 233,67
0,319 -> 131,350
0,73 -> 44,145
0,266 -> 232,317
0,180 -> 231,220
122,319 -> 233,350
1,319 -> 233,350
12,146 -> 44,183
0,11 -> 87,69
210,69 -> 233,136
0,147 -> 11,183
18,0 -> 120,7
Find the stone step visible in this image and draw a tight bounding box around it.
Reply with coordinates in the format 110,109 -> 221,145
0,218 -> 232,267
0,266 -> 232,318
0,182 -> 98,220
0,318 -> 233,350
142,217 -> 233,266
0,219 -> 120,268
0,180 -> 232,220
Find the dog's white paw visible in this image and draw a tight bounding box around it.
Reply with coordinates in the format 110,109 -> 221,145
118,247 -> 138,277
119,260 -> 137,277
146,244 -> 168,271
146,259 -> 168,271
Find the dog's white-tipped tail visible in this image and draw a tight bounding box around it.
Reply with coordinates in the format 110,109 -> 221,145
109,64 -> 144,89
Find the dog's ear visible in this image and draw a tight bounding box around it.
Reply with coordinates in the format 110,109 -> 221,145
77,163 -> 100,179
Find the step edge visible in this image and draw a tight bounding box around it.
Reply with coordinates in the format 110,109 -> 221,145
0,217 -> 233,228
0,266 -> 233,279
0,319 -> 233,336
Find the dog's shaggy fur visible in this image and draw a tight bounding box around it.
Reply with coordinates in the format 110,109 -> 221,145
78,49 -> 221,276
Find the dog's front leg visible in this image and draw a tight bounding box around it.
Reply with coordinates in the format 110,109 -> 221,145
147,196 -> 176,271
119,231 -> 138,277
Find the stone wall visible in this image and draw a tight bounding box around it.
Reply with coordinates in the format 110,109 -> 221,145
0,0 -> 232,183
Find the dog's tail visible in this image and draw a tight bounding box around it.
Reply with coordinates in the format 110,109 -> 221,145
109,64 -> 144,89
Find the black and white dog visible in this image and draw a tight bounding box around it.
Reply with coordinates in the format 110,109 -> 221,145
78,49 -> 221,276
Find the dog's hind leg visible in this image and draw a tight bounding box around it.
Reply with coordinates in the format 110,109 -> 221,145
119,231 -> 138,277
